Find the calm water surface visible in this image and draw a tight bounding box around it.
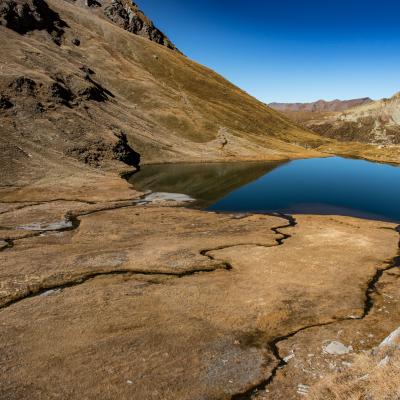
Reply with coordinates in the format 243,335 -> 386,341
130,157 -> 400,222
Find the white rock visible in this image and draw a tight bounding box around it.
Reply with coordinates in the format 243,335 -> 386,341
143,192 -> 195,203
378,355 -> 390,368
347,315 -> 359,319
379,326 -> 400,348
323,341 -> 353,355
40,289 -> 61,297
359,374 -> 369,381
297,384 -> 309,396
342,361 -> 352,367
18,220 -> 73,231
283,353 -> 295,363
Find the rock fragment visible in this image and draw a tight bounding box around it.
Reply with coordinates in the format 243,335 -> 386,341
323,341 -> 353,355
379,326 -> 400,349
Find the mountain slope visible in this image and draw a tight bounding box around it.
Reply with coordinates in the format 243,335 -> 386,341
0,0 -> 327,188
304,93 -> 400,145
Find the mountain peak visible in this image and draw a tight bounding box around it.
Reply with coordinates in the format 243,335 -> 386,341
101,0 -> 179,51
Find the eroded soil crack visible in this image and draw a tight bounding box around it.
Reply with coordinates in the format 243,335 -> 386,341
0,199 -> 144,248
0,212 -> 293,312
200,213 -> 297,276
0,265 -> 233,311
231,224 -> 400,400
0,203 -> 293,312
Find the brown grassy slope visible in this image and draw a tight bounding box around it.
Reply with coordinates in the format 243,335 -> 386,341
0,0 -> 327,188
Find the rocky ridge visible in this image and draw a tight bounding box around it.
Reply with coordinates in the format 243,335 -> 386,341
269,98 -> 372,113
101,0 -> 178,51
304,92 -> 400,145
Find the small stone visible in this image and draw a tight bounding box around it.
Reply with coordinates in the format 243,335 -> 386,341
342,361 -> 352,367
378,355 -> 390,368
379,327 -> 400,348
347,315 -> 359,319
72,38 -> 81,46
323,341 -> 353,355
127,380 -> 133,385
297,384 -> 309,396
40,289 -> 61,297
283,353 -> 295,362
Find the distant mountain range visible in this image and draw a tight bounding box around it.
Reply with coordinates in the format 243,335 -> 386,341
303,92 -> 400,145
271,93 -> 400,146
269,98 -> 373,113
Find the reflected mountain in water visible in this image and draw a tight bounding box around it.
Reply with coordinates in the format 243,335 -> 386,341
130,157 -> 400,222
129,162 -> 285,208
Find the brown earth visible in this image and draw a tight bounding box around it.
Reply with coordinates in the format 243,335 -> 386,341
1,1 -> 400,399
0,190 -> 399,399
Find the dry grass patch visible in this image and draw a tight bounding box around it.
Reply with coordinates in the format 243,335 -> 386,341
309,345 -> 400,399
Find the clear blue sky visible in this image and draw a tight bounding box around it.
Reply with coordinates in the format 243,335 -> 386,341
139,0 -> 400,103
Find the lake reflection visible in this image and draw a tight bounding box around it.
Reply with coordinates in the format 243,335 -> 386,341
130,157 -> 400,222
129,161 -> 284,208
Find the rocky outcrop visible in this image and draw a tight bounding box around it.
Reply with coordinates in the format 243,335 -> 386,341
102,0 -> 178,51
0,0 -> 67,44
112,132 -> 140,167
1,66 -> 113,108
65,132 -> 140,167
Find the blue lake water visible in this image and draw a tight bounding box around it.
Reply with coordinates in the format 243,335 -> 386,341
130,157 -> 400,222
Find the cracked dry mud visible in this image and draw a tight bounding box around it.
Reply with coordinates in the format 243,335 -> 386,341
0,198 -> 399,400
